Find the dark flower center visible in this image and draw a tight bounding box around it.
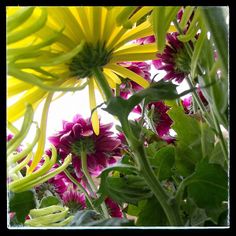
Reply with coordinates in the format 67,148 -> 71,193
174,47 -> 191,74
71,137 -> 95,156
68,42 -> 112,78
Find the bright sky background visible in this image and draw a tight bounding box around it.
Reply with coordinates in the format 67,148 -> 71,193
8,63 -> 190,151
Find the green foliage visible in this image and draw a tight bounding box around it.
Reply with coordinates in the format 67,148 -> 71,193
105,80 -> 196,122
168,106 -> 215,176
179,7 -> 195,31
104,175 -> 152,204
209,142 -> 226,169
181,198 -> 210,226
150,146 -> 175,181
127,200 -> 147,216
9,190 -> 36,224
186,160 -> 228,209
98,164 -> 152,204
39,196 -> 61,208
200,7 -> 228,75
136,196 -> 168,226
177,7 -> 201,43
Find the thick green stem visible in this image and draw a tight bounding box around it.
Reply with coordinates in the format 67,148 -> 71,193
123,123 -> 183,226
93,67 -> 113,100
80,147 -> 110,219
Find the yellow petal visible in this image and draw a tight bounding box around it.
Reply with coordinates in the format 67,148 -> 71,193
114,20 -> 153,49
111,43 -> 157,62
128,7 -> 154,24
7,87 -> 47,122
103,68 -> 121,84
88,78 -> 99,135
7,77 -> 33,98
27,93 -> 54,174
105,64 -> 150,88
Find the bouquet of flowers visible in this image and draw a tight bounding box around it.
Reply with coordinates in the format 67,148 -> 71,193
7,6 -> 229,228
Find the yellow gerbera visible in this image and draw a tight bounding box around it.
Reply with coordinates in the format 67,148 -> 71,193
7,6 -> 175,172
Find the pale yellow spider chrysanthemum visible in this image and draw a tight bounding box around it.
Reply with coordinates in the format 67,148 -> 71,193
7,6 -> 175,172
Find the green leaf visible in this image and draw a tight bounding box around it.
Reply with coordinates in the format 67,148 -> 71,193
105,80 -> 196,121
209,142 -> 226,169
127,200 -> 147,216
168,106 -> 215,176
152,7 -> 181,53
39,196 -> 60,208
97,164 -> 139,201
186,160 -> 228,209
136,196 -> 168,226
9,190 -> 36,223
168,106 -> 201,176
199,74 -> 228,129
103,175 -> 153,204
152,146 -> 175,181
177,8 -> 201,43
182,198 -> 210,226
146,140 -> 167,159
205,203 -> 228,225
190,28 -> 207,78
168,106 -> 200,145
200,6 -> 228,76
179,6 -> 195,30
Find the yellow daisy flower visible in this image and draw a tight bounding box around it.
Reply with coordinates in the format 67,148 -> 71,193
7,6 -> 175,173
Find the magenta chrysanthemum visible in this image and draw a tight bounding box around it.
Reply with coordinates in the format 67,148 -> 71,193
119,62 -> 151,99
147,101 -> 173,137
153,32 -> 192,83
134,101 -> 173,137
62,185 -> 86,212
48,115 -> 121,177
181,88 -> 208,113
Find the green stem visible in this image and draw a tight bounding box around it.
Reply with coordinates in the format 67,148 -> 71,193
93,67 -> 113,100
80,146 -> 110,219
185,76 -> 213,127
210,107 -> 228,164
174,18 -> 228,164
63,169 -> 96,210
122,121 -> 183,225
173,19 -> 216,129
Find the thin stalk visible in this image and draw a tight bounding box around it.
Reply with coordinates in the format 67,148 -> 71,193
80,146 -> 110,219
174,17 -> 228,162
63,169 -> 96,210
185,76 -> 213,127
210,107 -> 228,163
126,135 -> 183,225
